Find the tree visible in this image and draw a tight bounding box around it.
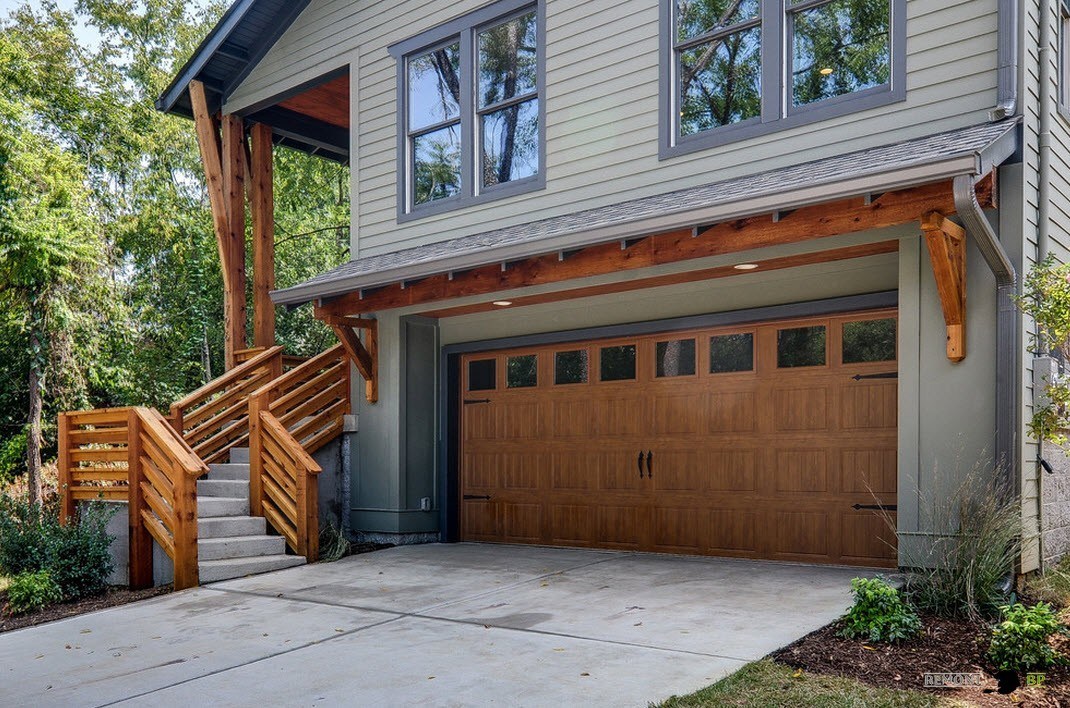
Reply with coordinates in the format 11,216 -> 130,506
1017,258 -> 1070,446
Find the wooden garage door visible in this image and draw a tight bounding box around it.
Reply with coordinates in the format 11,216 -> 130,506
459,309 -> 898,567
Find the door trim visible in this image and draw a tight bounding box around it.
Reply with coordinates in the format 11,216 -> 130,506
438,290 -> 898,542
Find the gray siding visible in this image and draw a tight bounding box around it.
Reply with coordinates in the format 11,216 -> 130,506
226,0 -> 999,259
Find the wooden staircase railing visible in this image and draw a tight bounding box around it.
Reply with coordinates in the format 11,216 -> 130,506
169,346 -> 284,464
247,344 -> 350,560
58,406 -> 209,590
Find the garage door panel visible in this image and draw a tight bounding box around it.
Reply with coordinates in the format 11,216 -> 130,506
654,507 -> 705,553
597,505 -> 644,548
550,399 -> 594,438
600,450 -> 646,491
773,511 -> 830,558
707,450 -> 758,492
593,396 -> 647,437
501,502 -> 543,543
840,512 -> 897,563
708,390 -> 757,433
842,382 -> 897,430
772,387 -> 829,432
841,449 -> 897,496
501,452 -> 547,490
463,404 -> 497,440
709,510 -> 757,554
463,501 -> 499,540
774,450 -> 829,493
501,401 -> 542,439
462,452 -> 500,489
550,504 -> 595,545
652,450 -> 708,492
652,393 -> 706,435
551,451 -> 599,491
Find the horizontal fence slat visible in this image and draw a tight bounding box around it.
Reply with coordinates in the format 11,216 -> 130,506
70,487 -> 129,501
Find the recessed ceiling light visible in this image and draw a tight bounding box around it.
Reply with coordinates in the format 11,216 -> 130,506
492,300 -> 513,307
733,263 -> 759,271
819,67 -> 834,75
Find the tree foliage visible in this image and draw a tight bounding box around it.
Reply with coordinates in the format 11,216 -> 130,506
0,0 -> 349,490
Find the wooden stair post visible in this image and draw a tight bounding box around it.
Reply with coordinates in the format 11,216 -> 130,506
127,409 -> 153,590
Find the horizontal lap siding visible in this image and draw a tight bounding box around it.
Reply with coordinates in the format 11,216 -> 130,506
225,0 -> 999,255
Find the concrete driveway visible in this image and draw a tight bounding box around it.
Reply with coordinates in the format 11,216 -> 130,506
0,544 -> 864,707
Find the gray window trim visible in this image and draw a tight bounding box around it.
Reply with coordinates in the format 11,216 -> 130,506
390,0 -> 546,224
1060,0 -> 1070,120
660,0 -> 907,160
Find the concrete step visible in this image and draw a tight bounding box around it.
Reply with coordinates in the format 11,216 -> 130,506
198,554 -> 306,584
197,496 -> 249,518
198,515 -> 267,539
198,535 -> 286,561
230,447 -> 250,464
208,463 -> 250,481
197,479 -> 249,499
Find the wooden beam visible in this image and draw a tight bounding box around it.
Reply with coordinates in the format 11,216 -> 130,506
189,80 -> 231,295
331,320 -> 378,403
221,114 -> 247,370
921,211 -> 967,362
316,178 -> 991,318
250,122 -> 276,349
418,241 -> 900,319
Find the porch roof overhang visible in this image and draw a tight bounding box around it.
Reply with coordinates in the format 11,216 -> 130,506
273,119 -> 1020,308
154,0 -> 350,163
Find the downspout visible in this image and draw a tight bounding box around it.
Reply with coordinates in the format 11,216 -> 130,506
953,175 -> 1018,504
991,0 -> 1020,120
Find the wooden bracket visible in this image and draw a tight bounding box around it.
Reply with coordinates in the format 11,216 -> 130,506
330,318 -> 378,403
921,211 -> 967,362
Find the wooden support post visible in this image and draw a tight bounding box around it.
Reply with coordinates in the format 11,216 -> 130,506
57,413 -> 73,525
222,114 -> 247,370
330,319 -> 378,403
171,449 -> 200,592
305,469 -> 319,562
248,394 -> 265,517
250,122 -> 276,349
921,211 -> 967,362
126,410 -> 153,590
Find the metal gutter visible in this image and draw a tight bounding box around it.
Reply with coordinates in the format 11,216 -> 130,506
953,174 -> 1019,503
272,134 -> 1017,307
991,0 -> 1020,120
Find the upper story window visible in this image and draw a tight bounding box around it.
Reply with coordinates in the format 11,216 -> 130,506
663,0 -> 905,158
391,0 -> 544,221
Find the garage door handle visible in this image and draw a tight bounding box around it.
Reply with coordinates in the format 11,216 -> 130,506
852,503 -> 897,511
464,398 -> 491,405
646,451 -> 653,478
464,494 -> 492,500
637,452 -> 645,479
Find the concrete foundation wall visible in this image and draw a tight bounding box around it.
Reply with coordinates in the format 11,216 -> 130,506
1041,446 -> 1070,568
89,501 -> 174,588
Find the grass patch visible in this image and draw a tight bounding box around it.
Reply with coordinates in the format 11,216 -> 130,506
656,661 -> 965,708
1026,556 -> 1070,608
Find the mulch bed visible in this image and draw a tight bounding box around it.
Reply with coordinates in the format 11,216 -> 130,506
0,585 -> 173,634
771,614 -> 1070,707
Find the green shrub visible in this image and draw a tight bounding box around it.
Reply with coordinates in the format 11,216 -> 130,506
47,502 -> 114,599
5,569 -> 62,616
0,494 -> 114,600
0,494 -> 51,576
988,602 -> 1063,671
839,576 -> 922,643
0,431 -> 26,486
903,465 -> 1020,619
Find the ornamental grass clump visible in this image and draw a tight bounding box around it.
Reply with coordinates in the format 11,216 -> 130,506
839,576 -> 922,643
988,602 -> 1064,671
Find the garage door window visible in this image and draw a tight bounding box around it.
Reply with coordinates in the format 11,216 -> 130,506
555,349 -> 589,384
468,358 -> 497,390
507,354 -> 538,388
842,318 -> 896,363
656,338 -> 696,377
709,332 -> 754,373
600,345 -> 637,381
777,325 -> 826,368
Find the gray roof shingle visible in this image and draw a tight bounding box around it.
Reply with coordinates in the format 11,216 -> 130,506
274,119 -> 1018,306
